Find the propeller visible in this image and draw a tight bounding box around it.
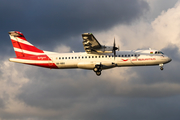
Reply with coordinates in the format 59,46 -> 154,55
113,38 -> 118,59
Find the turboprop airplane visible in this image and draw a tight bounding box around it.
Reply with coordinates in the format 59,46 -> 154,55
9,31 -> 172,76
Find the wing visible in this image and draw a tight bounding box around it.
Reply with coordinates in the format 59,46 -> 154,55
82,33 -> 102,54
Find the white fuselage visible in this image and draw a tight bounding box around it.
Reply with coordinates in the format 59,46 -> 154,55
44,49 -> 171,70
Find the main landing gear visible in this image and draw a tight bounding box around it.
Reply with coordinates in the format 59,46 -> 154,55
93,65 -> 102,76
159,64 -> 164,71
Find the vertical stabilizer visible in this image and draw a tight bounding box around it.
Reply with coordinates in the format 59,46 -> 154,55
9,31 -> 44,57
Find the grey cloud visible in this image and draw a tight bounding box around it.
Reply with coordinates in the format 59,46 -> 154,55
2,1 -> 180,120
1,0 -> 149,53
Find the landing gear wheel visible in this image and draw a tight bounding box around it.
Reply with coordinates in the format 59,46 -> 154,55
96,71 -> 101,76
160,67 -> 164,70
93,67 -> 98,72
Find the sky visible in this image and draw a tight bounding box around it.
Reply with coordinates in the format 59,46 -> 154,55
0,0 -> 180,120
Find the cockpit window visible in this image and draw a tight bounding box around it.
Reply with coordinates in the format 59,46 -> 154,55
155,51 -> 164,54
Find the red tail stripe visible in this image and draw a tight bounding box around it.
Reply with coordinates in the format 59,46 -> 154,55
11,39 -> 44,53
14,51 -> 36,57
14,51 -> 24,57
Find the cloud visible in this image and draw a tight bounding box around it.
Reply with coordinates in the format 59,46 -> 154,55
1,0 -> 149,51
1,0 -> 180,120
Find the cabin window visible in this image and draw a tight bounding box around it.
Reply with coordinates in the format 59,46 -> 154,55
128,55 -> 130,57
59,57 -> 61,59
138,54 -> 140,56
102,56 -> 104,58
82,56 -> 84,59
99,56 -> 101,58
131,54 -> 133,57
78,57 -> 80,59
115,55 -> 117,57
72,57 -> 73,59
85,56 -> 87,58
75,57 -> 77,59
92,56 -> 94,58
62,57 -> 64,59
112,55 -> 114,57
109,55 -> 111,57
105,55 -> 107,58
69,57 -> 70,59
56,63 -> 59,65
118,55 -> 120,57
125,55 -> 127,57
89,56 -> 91,58
135,54 -> 137,57
65,57 -> 67,59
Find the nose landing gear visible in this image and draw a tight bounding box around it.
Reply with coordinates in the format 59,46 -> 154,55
159,64 -> 164,71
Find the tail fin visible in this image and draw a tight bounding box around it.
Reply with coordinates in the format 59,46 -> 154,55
9,31 -> 44,57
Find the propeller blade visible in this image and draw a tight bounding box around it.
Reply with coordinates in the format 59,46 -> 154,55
113,37 -> 116,59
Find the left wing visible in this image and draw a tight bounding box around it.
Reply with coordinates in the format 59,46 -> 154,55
82,33 -> 102,53
82,33 -> 117,54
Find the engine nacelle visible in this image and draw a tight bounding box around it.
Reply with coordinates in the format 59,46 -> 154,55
77,61 -> 117,70
95,46 -> 114,53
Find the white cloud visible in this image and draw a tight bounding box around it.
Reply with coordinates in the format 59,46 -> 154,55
94,1 -> 180,51
54,44 -> 71,53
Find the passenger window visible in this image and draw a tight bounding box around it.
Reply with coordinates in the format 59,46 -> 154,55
85,56 -> 87,58
72,57 -> 73,59
131,54 -> 133,57
78,57 -> 80,59
69,57 -> 70,59
128,55 -> 130,57
65,57 -> 67,59
102,56 -> 104,58
59,57 -> 61,59
62,57 -> 64,59
92,56 -> 94,58
89,56 -> 91,58
122,55 -> 124,57
125,55 -> 127,57
109,55 -> 111,57
82,56 -> 84,59
95,56 -> 97,58
135,54 -> 137,57
105,55 -> 107,58
75,57 -> 77,59
118,55 -> 120,57
112,55 -> 114,57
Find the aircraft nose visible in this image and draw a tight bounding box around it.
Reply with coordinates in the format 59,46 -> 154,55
168,57 -> 172,62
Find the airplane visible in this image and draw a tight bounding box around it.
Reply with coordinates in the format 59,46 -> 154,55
9,31 -> 172,76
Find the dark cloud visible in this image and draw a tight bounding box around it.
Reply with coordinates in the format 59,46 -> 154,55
1,0 -> 180,120
1,0 -> 149,52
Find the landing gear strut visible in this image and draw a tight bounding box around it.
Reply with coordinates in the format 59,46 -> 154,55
159,64 -> 164,71
93,65 -> 102,76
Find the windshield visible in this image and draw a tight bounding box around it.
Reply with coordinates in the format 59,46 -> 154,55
155,51 -> 164,54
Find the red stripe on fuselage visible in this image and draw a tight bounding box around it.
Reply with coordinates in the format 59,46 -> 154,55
26,63 -> 58,69
16,55 -> 49,60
